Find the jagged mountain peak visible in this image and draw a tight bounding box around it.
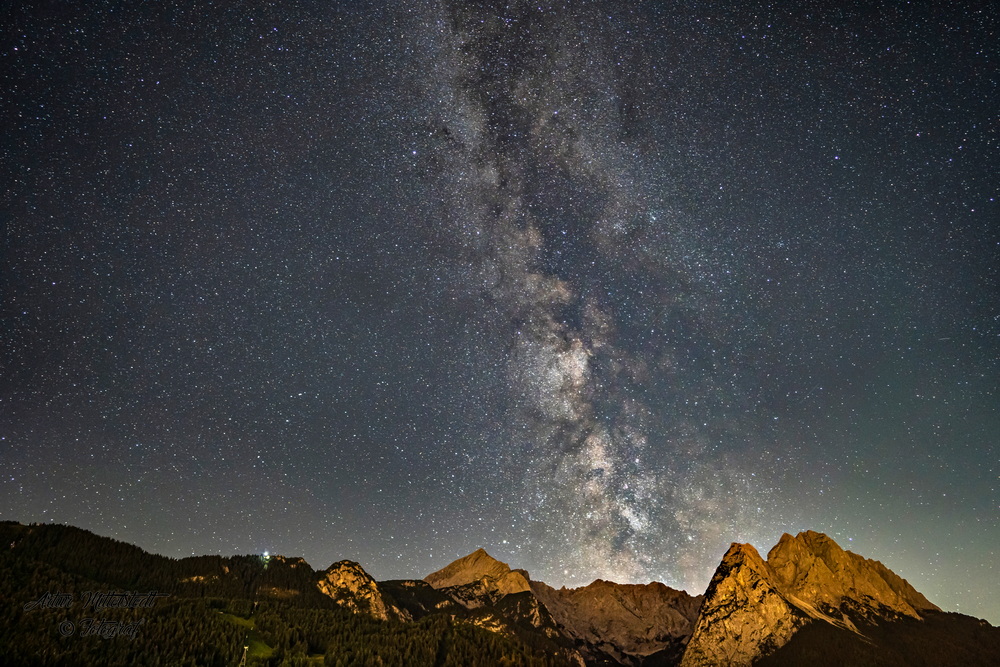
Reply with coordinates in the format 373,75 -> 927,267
767,530 -> 938,619
324,559 -> 366,572
424,548 -> 529,591
318,560 -> 407,621
682,540 -> 812,666
531,577 -> 702,665
681,531 -> 946,666
767,530 -> 849,569
567,577 -> 696,603
715,540 -> 771,577
723,540 -> 765,559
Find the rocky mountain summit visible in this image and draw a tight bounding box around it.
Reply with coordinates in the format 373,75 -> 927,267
424,548 -> 528,589
767,530 -> 937,620
424,548 -> 532,607
680,531 -> 942,666
317,560 -> 408,621
531,578 -> 702,665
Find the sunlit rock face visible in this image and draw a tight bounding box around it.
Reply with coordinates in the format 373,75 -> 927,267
424,548 -> 531,607
317,560 -> 407,621
767,530 -> 938,621
428,548 -> 703,665
680,543 -> 808,667
680,531 -> 941,666
531,578 -> 703,665
425,548 -> 530,590
421,549 -> 581,660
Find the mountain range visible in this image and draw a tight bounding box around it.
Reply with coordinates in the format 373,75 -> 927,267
2,520 -> 997,666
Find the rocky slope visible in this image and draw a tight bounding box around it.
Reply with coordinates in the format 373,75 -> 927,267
532,579 -> 702,665
317,560 -> 408,621
680,531 -> 942,666
424,547 -> 532,605
679,543 -> 810,666
766,530 -> 937,621
421,549 -> 580,658
423,549 -> 701,665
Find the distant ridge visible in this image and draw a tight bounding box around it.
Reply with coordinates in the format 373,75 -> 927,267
2,521 -> 997,666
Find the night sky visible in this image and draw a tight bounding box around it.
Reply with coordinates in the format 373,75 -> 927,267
3,1 -> 998,623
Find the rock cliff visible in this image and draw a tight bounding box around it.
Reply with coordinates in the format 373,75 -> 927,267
532,578 -> 702,664
424,548 -> 531,607
681,531 -> 941,666
317,560 -> 407,621
767,530 -> 937,621
680,543 -> 808,666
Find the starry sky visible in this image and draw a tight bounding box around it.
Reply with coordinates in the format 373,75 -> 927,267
2,1 -> 998,623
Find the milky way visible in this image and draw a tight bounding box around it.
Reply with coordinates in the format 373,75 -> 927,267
2,0 -> 997,622
408,2 -> 781,588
